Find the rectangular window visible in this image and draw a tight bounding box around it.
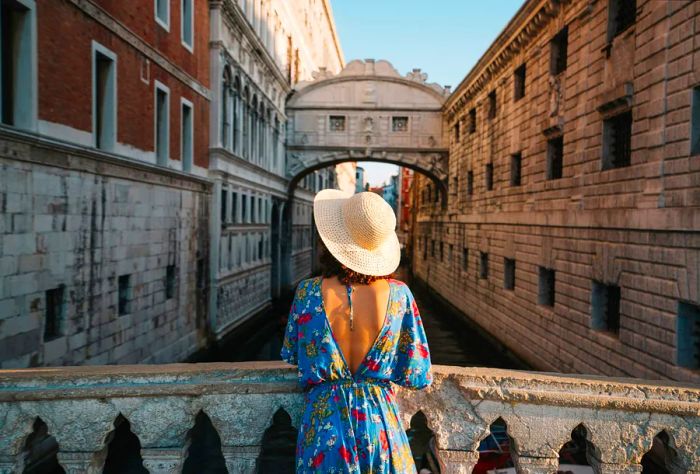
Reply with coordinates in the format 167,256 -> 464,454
468,108 -> 476,134
550,26 -> 568,76
538,267 -> 555,307
232,192 -> 238,223
485,163 -> 494,191
431,239 -> 435,258
547,135 -> 564,180
118,274 -> 131,316
488,90 -> 497,119
221,188 -> 228,224
467,170 -> 474,196
462,248 -> 469,271
607,0 -> 636,41
602,111 -> 632,170
92,43 -> 117,151
514,64 -> 526,101
241,194 -> 247,222
251,196 -> 256,223
510,152 -> 522,186
678,301 -> 700,369
504,258 -> 515,290
440,242 -> 444,261
591,281 -> 621,334
454,120 -> 461,143
692,87 -> 700,156
155,82 -> 170,165
44,285 -> 65,341
155,0 -> 170,30
448,244 -> 453,261
165,264 -> 176,299
181,99 -> 193,172
181,0 -> 193,50
392,116 -> 409,132
1,0 -> 36,129
422,237 -> 427,260
329,115 -> 345,132
479,252 -> 489,279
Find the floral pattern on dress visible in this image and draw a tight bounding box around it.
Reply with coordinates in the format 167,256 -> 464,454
281,277 -> 432,473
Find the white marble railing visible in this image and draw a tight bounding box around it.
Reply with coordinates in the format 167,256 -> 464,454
1,362 -> 699,473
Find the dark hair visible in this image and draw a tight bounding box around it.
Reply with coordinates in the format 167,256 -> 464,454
318,238 -> 393,286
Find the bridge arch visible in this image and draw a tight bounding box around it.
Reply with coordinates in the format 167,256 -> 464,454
285,59 -> 450,204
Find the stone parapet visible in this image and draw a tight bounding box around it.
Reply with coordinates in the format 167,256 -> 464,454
1,363 -> 699,472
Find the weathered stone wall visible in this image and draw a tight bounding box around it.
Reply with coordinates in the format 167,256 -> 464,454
1,363 -> 698,473
414,0 -> 700,383
0,131 -> 210,368
215,265 -> 272,337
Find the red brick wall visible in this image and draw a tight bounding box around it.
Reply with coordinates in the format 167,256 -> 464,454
37,0 -> 209,167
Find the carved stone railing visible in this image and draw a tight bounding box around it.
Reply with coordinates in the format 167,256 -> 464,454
1,362 -> 699,473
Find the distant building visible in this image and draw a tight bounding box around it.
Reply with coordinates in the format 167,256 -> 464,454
355,166 -> 366,193
397,168 -> 414,247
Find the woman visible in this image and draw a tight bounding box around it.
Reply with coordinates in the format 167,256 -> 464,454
281,189 -> 433,473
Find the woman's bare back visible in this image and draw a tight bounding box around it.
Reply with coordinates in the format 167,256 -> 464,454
321,276 -> 391,376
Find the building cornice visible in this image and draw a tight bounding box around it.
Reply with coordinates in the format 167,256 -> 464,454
445,0 -> 586,120
216,0 -> 292,95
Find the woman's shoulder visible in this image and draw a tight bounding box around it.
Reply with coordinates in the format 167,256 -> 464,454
387,278 -> 414,297
294,276 -> 322,298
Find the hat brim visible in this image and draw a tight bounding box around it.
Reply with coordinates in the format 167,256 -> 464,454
313,189 -> 401,276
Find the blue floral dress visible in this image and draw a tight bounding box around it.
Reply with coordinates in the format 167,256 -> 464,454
280,277 -> 432,473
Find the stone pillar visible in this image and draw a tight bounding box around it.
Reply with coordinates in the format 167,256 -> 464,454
56,452 -> 103,474
513,455 -> 559,474
595,463 -> 643,474
140,448 -> 183,474
437,450 -> 479,474
222,446 -> 258,474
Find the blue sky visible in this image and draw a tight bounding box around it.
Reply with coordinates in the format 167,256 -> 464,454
330,0 -> 524,186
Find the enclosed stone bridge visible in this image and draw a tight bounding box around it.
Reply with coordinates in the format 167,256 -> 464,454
285,59 -> 450,202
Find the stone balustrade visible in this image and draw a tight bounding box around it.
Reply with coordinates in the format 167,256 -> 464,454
1,362 -> 699,473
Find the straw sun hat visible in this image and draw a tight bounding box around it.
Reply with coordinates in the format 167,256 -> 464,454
313,189 -> 401,276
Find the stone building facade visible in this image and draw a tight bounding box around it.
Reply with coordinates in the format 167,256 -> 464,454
414,0 -> 700,383
0,0 -> 212,367
207,0 -> 346,339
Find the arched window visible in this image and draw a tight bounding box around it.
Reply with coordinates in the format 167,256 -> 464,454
242,87 -> 250,158
251,95 -> 258,163
221,68 -> 232,148
273,116 -> 280,171
259,103 -> 266,166
232,76 -> 241,154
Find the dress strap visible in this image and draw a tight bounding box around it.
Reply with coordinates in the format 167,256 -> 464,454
346,284 -> 354,330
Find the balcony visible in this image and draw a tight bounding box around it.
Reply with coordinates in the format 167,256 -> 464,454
1,362 -> 699,473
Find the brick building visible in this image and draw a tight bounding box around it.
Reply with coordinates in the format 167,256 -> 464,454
414,0 -> 700,383
0,0 -> 211,367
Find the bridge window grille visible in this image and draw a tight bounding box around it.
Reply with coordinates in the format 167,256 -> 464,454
538,267 -> 556,307
329,115 -> 345,132
488,90 -> 497,119
485,163 -> 494,191
591,281 -> 620,334
241,195 -> 247,222
449,244 -> 453,261
514,64 -> 526,101
550,26 -> 568,76
547,135 -> 564,180
468,108 -> 476,134
439,242 -> 444,261
232,192 -> 238,223
165,265 -> 176,300
462,248 -> 469,271
479,252 -> 489,279
467,171 -> 474,196
510,152 -> 522,186
677,301 -> 700,369
44,285 -> 65,341
602,111 -> 632,170
504,258 -> 515,290
692,87 -> 700,156
118,274 -> 132,316
607,0 -> 636,41
423,238 -> 428,260
392,116 -> 409,132
431,240 -> 435,258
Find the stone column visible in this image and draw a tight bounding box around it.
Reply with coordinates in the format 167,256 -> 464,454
513,455 -> 559,474
437,450 -> 479,474
140,448 -> 183,474
56,452 -> 103,474
222,446 -> 259,474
